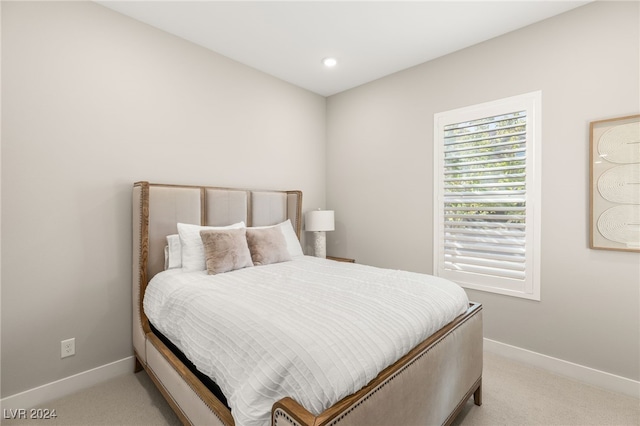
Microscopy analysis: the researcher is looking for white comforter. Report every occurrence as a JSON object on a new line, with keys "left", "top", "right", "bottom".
{"left": 144, "top": 256, "right": 469, "bottom": 426}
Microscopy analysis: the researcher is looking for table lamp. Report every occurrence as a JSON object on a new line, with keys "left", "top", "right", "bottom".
{"left": 305, "top": 209, "right": 335, "bottom": 258}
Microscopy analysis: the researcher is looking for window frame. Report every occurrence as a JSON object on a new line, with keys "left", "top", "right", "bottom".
{"left": 433, "top": 91, "right": 542, "bottom": 300}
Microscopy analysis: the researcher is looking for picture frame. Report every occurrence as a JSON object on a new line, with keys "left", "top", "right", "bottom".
{"left": 590, "top": 114, "right": 640, "bottom": 252}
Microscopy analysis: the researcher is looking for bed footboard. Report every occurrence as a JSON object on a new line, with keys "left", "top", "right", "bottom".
{"left": 273, "top": 303, "right": 483, "bottom": 426}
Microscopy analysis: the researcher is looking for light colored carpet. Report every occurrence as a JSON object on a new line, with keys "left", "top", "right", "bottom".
{"left": 1, "top": 371, "right": 180, "bottom": 426}
{"left": 3, "top": 352, "right": 638, "bottom": 425}
{"left": 451, "top": 352, "right": 639, "bottom": 426}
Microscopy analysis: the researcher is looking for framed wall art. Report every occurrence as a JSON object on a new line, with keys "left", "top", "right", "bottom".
{"left": 590, "top": 114, "right": 640, "bottom": 252}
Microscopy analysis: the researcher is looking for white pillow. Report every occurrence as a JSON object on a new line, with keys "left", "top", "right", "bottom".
{"left": 177, "top": 222, "right": 245, "bottom": 271}
{"left": 164, "top": 234, "right": 182, "bottom": 270}
{"left": 250, "top": 220, "right": 303, "bottom": 258}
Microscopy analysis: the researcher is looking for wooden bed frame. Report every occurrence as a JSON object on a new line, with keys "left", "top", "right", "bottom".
{"left": 133, "top": 181, "right": 483, "bottom": 426}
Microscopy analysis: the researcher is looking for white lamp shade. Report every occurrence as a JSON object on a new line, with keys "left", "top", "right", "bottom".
{"left": 305, "top": 210, "right": 335, "bottom": 232}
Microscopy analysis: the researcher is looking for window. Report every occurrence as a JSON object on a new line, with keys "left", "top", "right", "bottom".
{"left": 433, "top": 92, "right": 541, "bottom": 300}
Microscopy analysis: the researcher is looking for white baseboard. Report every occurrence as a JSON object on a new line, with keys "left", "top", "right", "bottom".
{"left": 484, "top": 338, "right": 640, "bottom": 399}
{"left": 2, "top": 343, "right": 638, "bottom": 412}
{"left": 0, "top": 356, "right": 135, "bottom": 411}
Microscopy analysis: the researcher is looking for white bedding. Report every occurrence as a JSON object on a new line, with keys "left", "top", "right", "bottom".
{"left": 144, "top": 256, "right": 469, "bottom": 426}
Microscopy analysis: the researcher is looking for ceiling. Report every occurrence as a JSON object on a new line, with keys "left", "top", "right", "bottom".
{"left": 97, "top": 1, "right": 591, "bottom": 97}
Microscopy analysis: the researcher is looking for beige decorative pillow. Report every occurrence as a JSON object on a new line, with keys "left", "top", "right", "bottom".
{"left": 178, "top": 222, "right": 245, "bottom": 271}
{"left": 246, "top": 227, "right": 292, "bottom": 266}
{"left": 249, "top": 220, "right": 304, "bottom": 258}
{"left": 200, "top": 228, "right": 253, "bottom": 274}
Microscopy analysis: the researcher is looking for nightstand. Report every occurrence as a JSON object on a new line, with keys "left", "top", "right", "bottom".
{"left": 326, "top": 256, "right": 355, "bottom": 263}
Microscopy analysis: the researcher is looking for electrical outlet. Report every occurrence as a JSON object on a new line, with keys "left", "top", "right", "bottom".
{"left": 61, "top": 338, "right": 75, "bottom": 358}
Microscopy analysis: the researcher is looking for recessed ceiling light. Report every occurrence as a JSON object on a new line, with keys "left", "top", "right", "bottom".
{"left": 322, "top": 57, "right": 337, "bottom": 68}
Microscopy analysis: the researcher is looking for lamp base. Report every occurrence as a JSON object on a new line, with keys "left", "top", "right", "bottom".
{"left": 312, "top": 231, "right": 327, "bottom": 258}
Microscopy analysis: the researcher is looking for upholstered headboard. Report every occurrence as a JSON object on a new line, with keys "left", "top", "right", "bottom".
{"left": 133, "top": 181, "right": 302, "bottom": 283}
{"left": 132, "top": 181, "right": 302, "bottom": 359}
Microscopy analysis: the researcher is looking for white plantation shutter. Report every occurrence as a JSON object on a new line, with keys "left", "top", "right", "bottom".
{"left": 443, "top": 112, "right": 527, "bottom": 279}
{"left": 434, "top": 92, "right": 541, "bottom": 300}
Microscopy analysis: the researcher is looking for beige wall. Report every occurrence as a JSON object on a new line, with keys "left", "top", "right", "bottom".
{"left": 1, "top": 1, "right": 326, "bottom": 397}
{"left": 327, "top": 1, "right": 639, "bottom": 381}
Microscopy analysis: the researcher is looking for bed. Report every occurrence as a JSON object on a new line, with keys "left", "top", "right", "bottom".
{"left": 132, "top": 181, "right": 483, "bottom": 426}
